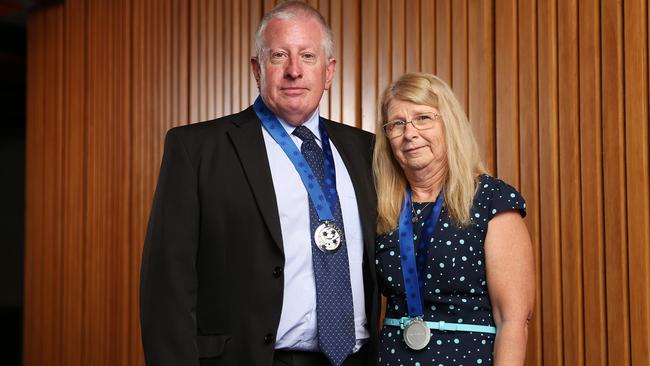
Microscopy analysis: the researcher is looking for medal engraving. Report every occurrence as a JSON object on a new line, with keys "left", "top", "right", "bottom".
{"left": 314, "top": 222, "right": 343, "bottom": 252}
{"left": 403, "top": 318, "right": 431, "bottom": 350}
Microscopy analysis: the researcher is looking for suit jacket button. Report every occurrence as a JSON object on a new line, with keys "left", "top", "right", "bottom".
{"left": 264, "top": 333, "right": 275, "bottom": 344}
{"left": 273, "top": 266, "right": 283, "bottom": 278}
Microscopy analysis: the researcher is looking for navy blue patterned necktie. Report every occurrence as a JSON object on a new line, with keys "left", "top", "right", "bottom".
{"left": 292, "top": 126, "right": 355, "bottom": 366}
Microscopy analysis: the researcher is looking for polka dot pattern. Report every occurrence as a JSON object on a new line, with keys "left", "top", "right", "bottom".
{"left": 376, "top": 175, "right": 526, "bottom": 365}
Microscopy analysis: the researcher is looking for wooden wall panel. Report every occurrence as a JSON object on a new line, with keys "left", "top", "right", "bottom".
{"left": 420, "top": 0, "right": 435, "bottom": 74}
{"left": 23, "top": 1, "right": 650, "bottom": 365}
{"left": 625, "top": 0, "right": 650, "bottom": 364}
{"left": 495, "top": 0, "right": 519, "bottom": 182}
{"left": 557, "top": 1, "right": 583, "bottom": 365}
{"left": 578, "top": 1, "right": 607, "bottom": 364}
{"left": 61, "top": 1, "right": 86, "bottom": 365}
{"left": 468, "top": 0, "right": 495, "bottom": 172}
{"left": 451, "top": 0, "right": 468, "bottom": 109}
{"left": 601, "top": 2, "right": 630, "bottom": 364}
{"left": 537, "top": 0, "right": 564, "bottom": 365}
{"left": 341, "top": 0, "right": 359, "bottom": 126}
{"left": 360, "top": 0, "right": 377, "bottom": 131}
{"left": 517, "top": 0, "right": 542, "bottom": 363}
{"left": 435, "top": 0, "right": 451, "bottom": 84}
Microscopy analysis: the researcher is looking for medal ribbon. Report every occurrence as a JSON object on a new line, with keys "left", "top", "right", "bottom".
{"left": 253, "top": 96, "right": 339, "bottom": 222}
{"left": 398, "top": 188, "right": 444, "bottom": 318}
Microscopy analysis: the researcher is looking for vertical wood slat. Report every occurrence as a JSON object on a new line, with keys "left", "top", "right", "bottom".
{"left": 420, "top": 0, "right": 436, "bottom": 74}
{"left": 231, "top": 0, "right": 241, "bottom": 112}
{"left": 328, "top": 0, "right": 342, "bottom": 121}
{"left": 495, "top": 0, "right": 518, "bottom": 182}
{"left": 222, "top": 0, "right": 232, "bottom": 116}
{"left": 249, "top": 0, "right": 261, "bottom": 105}
{"left": 625, "top": 0, "right": 650, "bottom": 364}
{"left": 116, "top": 1, "right": 132, "bottom": 364}
{"left": 601, "top": 1, "right": 631, "bottom": 363}
{"left": 537, "top": 1, "right": 564, "bottom": 365}
{"left": 578, "top": 0, "right": 606, "bottom": 364}
{"left": 240, "top": 0, "right": 250, "bottom": 110}
{"left": 451, "top": 0, "right": 468, "bottom": 109}
{"left": 435, "top": 0, "right": 451, "bottom": 85}
{"left": 341, "top": 0, "right": 359, "bottom": 126}
{"left": 557, "top": 1, "right": 583, "bottom": 365}
{"left": 390, "top": 0, "right": 405, "bottom": 80}
{"left": 189, "top": 0, "right": 199, "bottom": 122}
{"left": 404, "top": 0, "right": 420, "bottom": 72}
{"left": 317, "top": 0, "right": 330, "bottom": 118}
{"left": 468, "top": 0, "right": 495, "bottom": 173}
{"left": 22, "top": 1, "right": 650, "bottom": 366}
{"left": 62, "top": 0, "right": 86, "bottom": 365}
{"left": 215, "top": 0, "right": 224, "bottom": 117}
{"left": 360, "top": 0, "right": 377, "bottom": 131}
{"left": 377, "top": 0, "right": 391, "bottom": 99}
{"left": 205, "top": 0, "right": 217, "bottom": 119}
{"left": 130, "top": 0, "right": 145, "bottom": 362}
{"left": 24, "top": 10, "right": 46, "bottom": 366}
{"left": 49, "top": 5, "right": 66, "bottom": 365}
{"left": 517, "top": 0, "right": 542, "bottom": 364}
{"left": 198, "top": 0, "right": 207, "bottom": 120}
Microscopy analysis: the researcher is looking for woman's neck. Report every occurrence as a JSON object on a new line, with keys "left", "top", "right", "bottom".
{"left": 407, "top": 164, "right": 447, "bottom": 202}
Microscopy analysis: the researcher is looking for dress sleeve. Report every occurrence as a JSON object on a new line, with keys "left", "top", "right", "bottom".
{"left": 486, "top": 176, "right": 527, "bottom": 220}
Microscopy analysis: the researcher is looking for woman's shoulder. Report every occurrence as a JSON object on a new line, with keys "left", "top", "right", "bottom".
{"left": 475, "top": 174, "right": 527, "bottom": 219}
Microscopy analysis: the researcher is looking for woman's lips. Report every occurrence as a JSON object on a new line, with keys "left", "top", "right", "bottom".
{"left": 404, "top": 145, "right": 426, "bottom": 153}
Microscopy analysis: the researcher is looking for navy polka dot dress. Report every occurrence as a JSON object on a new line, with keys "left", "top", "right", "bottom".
{"left": 376, "top": 175, "right": 526, "bottom": 366}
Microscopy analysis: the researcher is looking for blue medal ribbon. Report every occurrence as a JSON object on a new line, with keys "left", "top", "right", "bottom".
{"left": 398, "top": 188, "right": 444, "bottom": 318}
{"left": 253, "top": 96, "right": 339, "bottom": 222}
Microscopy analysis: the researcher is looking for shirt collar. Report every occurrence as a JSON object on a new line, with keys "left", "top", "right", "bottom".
{"left": 276, "top": 108, "right": 321, "bottom": 141}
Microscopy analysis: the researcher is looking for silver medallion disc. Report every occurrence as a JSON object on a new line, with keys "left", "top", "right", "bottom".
{"left": 314, "top": 222, "right": 343, "bottom": 252}
{"left": 403, "top": 318, "right": 431, "bottom": 350}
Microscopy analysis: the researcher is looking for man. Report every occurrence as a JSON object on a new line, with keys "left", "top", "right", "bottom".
{"left": 139, "top": 2, "right": 378, "bottom": 365}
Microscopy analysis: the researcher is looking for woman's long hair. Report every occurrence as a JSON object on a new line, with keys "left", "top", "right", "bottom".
{"left": 373, "top": 73, "right": 486, "bottom": 233}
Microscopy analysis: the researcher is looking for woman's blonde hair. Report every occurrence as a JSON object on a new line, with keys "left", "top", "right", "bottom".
{"left": 373, "top": 72, "right": 486, "bottom": 233}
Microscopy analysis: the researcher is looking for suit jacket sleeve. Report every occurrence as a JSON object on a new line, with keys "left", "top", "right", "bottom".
{"left": 140, "top": 127, "right": 200, "bottom": 365}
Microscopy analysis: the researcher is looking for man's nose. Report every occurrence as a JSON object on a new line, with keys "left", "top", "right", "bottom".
{"left": 285, "top": 55, "right": 302, "bottom": 79}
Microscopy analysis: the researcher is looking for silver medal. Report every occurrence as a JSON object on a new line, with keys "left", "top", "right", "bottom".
{"left": 314, "top": 221, "right": 343, "bottom": 252}
{"left": 403, "top": 318, "right": 431, "bottom": 350}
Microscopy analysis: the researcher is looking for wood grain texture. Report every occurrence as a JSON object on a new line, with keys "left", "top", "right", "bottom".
{"left": 495, "top": 0, "right": 519, "bottom": 182}
{"left": 557, "top": 1, "right": 583, "bottom": 365}
{"left": 468, "top": 0, "right": 494, "bottom": 173}
{"left": 600, "top": 1, "right": 631, "bottom": 363}
{"left": 625, "top": 0, "right": 650, "bottom": 364}
{"left": 578, "top": 0, "right": 607, "bottom": 364}
{"left": 517, "top": 0, "right": 542, "bottom": 363}
{"left": 23, "top": 1, "right": 650, "bottom": 365}
{"left": 537, "top": 0, "right": 564, "bottom": 364}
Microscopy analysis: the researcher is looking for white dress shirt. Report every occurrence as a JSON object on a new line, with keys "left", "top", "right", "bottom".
{"left": 261, "top": 109, "right": 369, "bottom": 352}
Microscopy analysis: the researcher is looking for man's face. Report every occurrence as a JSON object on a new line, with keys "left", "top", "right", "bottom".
{"left": 251, "top": 17, "right": 336, "bottom": 126}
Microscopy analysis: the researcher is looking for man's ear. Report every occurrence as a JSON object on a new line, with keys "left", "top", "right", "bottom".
{"left": 324, "top": 58, "right": 336, "bottom": 90}
{"left": 251, "top": 57, "right": 261, "bottom": 87}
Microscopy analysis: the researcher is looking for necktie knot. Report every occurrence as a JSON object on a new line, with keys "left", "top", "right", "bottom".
{"left": 292, "top": 125, "right": 318, "bottom": 142}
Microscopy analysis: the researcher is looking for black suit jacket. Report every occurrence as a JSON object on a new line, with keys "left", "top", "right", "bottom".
{"left": 140, "top": 106, "right": 379, "bottom": 366}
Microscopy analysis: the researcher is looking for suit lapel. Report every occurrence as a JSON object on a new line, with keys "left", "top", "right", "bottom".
{"left": 227, "top": 108, "right": 284, "bottom": 252}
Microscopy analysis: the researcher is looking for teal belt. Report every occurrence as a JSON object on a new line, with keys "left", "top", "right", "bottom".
{"left": 384, "top": 317, "right": 497, "bottom": 334}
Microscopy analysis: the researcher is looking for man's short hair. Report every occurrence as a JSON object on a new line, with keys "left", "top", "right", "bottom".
{"left": 254, "top": 0, "right": 334, "bottom": 60}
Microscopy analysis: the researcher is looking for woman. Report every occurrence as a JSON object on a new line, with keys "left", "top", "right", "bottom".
{"left": 373, "top": 73, "right": 534, "bottom": 365}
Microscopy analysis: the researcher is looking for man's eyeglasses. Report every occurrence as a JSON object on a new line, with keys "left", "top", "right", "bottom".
{"left": 382, "top": 113, "right": 441, "bottom": 139}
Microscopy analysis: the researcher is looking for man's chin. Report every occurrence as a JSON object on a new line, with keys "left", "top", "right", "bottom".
{"left": 276, "top": 103, "right": 318, "bottom": 124}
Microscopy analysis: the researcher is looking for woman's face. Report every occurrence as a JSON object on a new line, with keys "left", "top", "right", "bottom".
{"left": 386, "top": 99, "right": 447, "bottom": 174}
